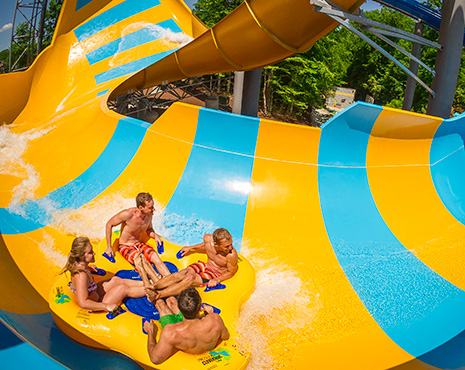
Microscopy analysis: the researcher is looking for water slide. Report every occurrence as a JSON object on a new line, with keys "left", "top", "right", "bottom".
{"left": 1, "top": 0, "right": 465, "bottom": 368}
{"left": 375, "top": 0, "right": 465, "bottom": 44}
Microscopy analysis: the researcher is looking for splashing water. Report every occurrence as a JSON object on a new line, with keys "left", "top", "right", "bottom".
{"left": 237, "top": 242, "right": 321, "bottom": 370}
{"left": 146, "top": 23, "right": 193, "bottom": 45}
{"left": 0, "top": 124, "right": 55, "bottom": 206}
{"left": 108, "top": 22, "right": 193, "bottom": 68}
{"left": 51, "top": 194, "right": 135, "bottom": 242}
{"left": 39, "top": 231, "right": 68, "bottom": 268}
{"left": 51, "top": 193, "right": 215, "bottom": 246}
{"left": 156, "top": 212, "right": 217, "bottom": 246}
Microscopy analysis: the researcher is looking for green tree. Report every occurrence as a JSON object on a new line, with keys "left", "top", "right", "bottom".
{"left": 344, "top": 8, "right": 418, "bottom": 108}
{"left": 263, "top": 42, "right": 341, "bottom": 117}
{"left": 264, "top": 55, "right": 335, "bottom": 116}
{"left": 10, "top": 21, "right": 33, "bottom": 71}
{"left": 42, "top": 0, "right": 63, "bottom": 48}
{"left": 0, "top": 48, "right": 9, "bottom": 72}
{"left": 5, "top": 0, "right": 62, "bottom": 72}
{"left": 193, "top": 0, "right": 243, "bottom": 27}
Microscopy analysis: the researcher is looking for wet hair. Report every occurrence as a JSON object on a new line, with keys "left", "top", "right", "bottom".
{"left": 136, "top": 192, "right": 153, "bottom": 208}
{"left": 178, "top": 287, "right": 202, "bottom": 319}
{"left": 61, "top": 237, "right": 90, "bottom": 276}
{"left": 212, "top": 228, "right": 232, "bottom": 245}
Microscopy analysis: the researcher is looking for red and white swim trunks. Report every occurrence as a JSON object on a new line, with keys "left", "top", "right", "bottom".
{"left": 188, "top": 260, "right": 220, "bottom": 283}
{"left": 118, "top": 242, "right": 156, "bottom": 265}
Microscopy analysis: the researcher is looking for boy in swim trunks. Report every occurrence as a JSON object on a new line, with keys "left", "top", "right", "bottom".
{"left": 143, "top": 287, "right": 229, "bottom": 365}
{"left": 104, "top": 192, "right": 170, "bottom": 277}
{"left": 145, "top": 228, "right": 238, "bottom": 301}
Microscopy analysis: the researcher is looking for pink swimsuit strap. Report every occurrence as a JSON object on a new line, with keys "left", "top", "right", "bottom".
{"left": 71, "top": 263, "right": 98, "bottom": 295}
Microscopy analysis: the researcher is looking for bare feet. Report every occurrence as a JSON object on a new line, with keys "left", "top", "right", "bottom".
{"left": 145, "top": 287, "right": 160, "bottom": 302}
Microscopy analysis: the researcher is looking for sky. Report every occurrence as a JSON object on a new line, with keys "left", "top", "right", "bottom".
{"left": 0, "top": 0, "right": 380, "bottom": 52}
{"left": 0, "top": 0, "right": 16, "bottom": 51}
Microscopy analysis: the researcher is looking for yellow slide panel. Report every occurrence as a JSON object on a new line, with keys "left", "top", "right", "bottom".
{"left": 243, "top": 119, "right": 415, "bottom": 369}
{"left": 367, "top": 109, "right": 465, "bottom": 290}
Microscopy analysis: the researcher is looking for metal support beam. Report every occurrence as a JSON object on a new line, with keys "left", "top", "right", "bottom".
{"left": 9, "top": 0, "right": 48, "bottom": 72}
{"left": 312, "top": 0, "right": 441, "bottom": 49}
{"left": 365, "top": 25, "right": 434, "bottom": 76}
{"left": 403, "top": 21, "right": 424, "bottom": 111}
{"left": 311, "top": 0, "right": 440, "bottom": 98}
{"left": 427, "top": 0, "right": 465, "bottom": 118}
{"left": 232, "top": 69, "right": 262, "bottom": 117}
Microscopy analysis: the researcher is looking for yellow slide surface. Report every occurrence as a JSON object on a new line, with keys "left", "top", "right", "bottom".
{"left": 1, "top": 0, "right": 465, "bottom": 369}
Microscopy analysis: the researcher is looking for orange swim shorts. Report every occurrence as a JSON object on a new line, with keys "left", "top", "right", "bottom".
{"left": 187, "top": 260, "right": 220, "bottom": 283}
{"left": 118, "top": 242, "right": 156, "bottom": 265}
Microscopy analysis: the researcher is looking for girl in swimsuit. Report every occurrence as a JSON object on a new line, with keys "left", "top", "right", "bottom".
{"left": 61, "top": 236, "right": 147, "bottom": 312}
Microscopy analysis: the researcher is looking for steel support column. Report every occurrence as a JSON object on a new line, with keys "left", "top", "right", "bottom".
{"left": 427, "top": 0, "right": 465, "bottom": 118}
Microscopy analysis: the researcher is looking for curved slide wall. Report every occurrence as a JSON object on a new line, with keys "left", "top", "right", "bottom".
{"left": 2, "top": 0, "right": 465, "bottom": 369}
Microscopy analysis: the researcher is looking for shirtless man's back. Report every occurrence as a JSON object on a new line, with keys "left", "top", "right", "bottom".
{"left": 104, "top": 192, "right": 170, "bottom": 276}
{"left": 144, "top": 288, "right": 229, "bottom": 364}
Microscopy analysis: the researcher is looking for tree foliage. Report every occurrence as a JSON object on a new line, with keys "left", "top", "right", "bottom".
{"left": 192, "top": 0, "right": 465, "bottom": 117}
{"left": 0, "top": 0, "right": 62, "bottom": 72}
{"left": 193, "top": 0, "right": 243, "bottom": 27}
{"left": 4, "top": 0, "right": 463, "bottom": 117}
{"left": 43, "top": 0, "right": 63, "bottom": 48}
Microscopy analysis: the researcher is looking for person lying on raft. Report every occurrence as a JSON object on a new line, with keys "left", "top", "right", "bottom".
{"left": 143, "top": 287, "right": 230, "bottom": 365}
{"left": 145, "top": 228, "right": 238, "bottom": 302}
{"left": 104, "top": 192, "right": 170, "bottom": 277}
{"left": 61, "top": 236, "right": 148, "bottom": 312}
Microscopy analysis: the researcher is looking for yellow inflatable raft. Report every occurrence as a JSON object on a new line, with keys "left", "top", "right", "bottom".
{"left": 49, "top": 234, "right": 255, "bottom": 369}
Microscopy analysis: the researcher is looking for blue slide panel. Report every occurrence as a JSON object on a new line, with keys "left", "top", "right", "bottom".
{"left": 418, "top": 328, "right": 465, "bottom": 369}
{"left": 86, "top": 19, "right": 181, "bottom": 65}
{"left": 74, "top": 0, "right": 161, "bottom": 42}
{"left": 97, "top": 88, "right": 110, "bottom": 96}
{"left": 318, "top": 102, "right": 465, "bottom": 365}
{"left": 0, "top": 117, "right": 150, "bottom": 235}
{"left": 430, "top": 116, "right": 465, "bottom": 225}
{"left": 94, "top": 49, "right": 178, "bottom": 85}
{"left": 76, "top": 0, "right": 94, "bottom": 11}
{"left": 378, "top": 0, "right": 441, "bottom": 29}
{"left": 164, "top": 109, "right": 260, "bottom": 250}
{"left": 0, "top": 311, "right": 143, "bottom": 369}
{"left": 0, "top": 320, "right": 66, "bottom": 370}
{"left": 377, "top": 0, "right": 465, "bottom": 45}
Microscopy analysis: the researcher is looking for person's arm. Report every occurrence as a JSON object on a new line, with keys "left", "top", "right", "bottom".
{"left": 104, "top": 210, "right": 131, "bottom": 256}
{"left": 147, "top": 224, "right": 162, "bottom": 246}
{"left": 145, "top": 321, "right": 178, "bottom": 365}
{"left": 219, "top": 317, "right": 230, "bottom": 341}
{"left": 208, "top": 313, "right": 230, "bottom": 341}
{"left": 207, "top": 252, "right": 239, "bottom": 287}
{"left": 73, "top": 273, "right": 117, "bottom": 312}
{"left": 178, "top": 234, "right": 212, "bottom": 258}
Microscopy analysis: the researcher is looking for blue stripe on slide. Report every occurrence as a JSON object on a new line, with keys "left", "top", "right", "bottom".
{"left": 318, "top": 102, "right": 465, "bottom": 359}
{"left": 430, "top": 116, "right": 465, "bottom": 226}
{"left": 86, "top": 19, "right": 181, "bottom": 65}
{"left": 0, "top": 311, "right": 144, "bottom": 369}
{"left": 74, "top": 0, "right": 161, "bottom": 42}
{"left": 94, "top": 49, "right": 177, "bottom": 85}
{"left": 164, "top": 109, "right": 260, "bottom": 251}
{"left": 0, "top": 118, "right": 150, "bottom": 235}
{"left": 418, "top": 328, "right": 465, "bottom": 369}
{"left": 75, "top": 0, "right": 94, "bottom": 11}
{"left": 97, "top": 89, "right": 110, "bottom": 96}
{"left": 0, "top": 320, "right": 66, "bottom": 370}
